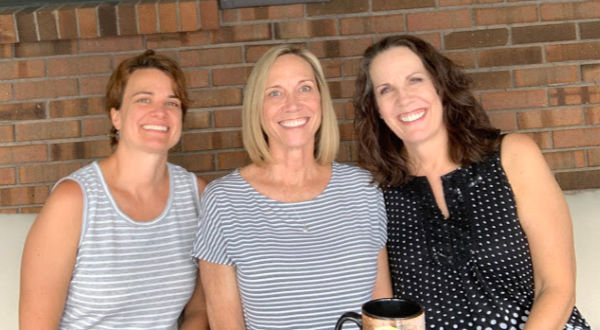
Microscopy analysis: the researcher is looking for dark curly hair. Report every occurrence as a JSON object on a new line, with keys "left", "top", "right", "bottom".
{"left": 354, "top": 35, "right": 501, "bottom": 187}
{"left": 105, "top": 50, "right": 189, "bottom": 147}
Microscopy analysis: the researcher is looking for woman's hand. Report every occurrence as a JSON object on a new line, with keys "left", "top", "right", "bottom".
{"left": 199, "top": 260, "right": 245, "bottom": 329}
{"left": 19, "top": 180, "right": 82, "bottom": 330}
{"left": 502, "top": 133, "right": 576, "bottom": 329}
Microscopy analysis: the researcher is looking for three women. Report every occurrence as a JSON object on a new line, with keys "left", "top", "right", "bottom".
{"left": 21, "top": 36, "right": 589, "bottom": 330}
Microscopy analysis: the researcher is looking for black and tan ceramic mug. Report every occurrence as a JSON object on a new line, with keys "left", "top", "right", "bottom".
{"left": 334, "top": 298, "right": 425, "bottom": 330}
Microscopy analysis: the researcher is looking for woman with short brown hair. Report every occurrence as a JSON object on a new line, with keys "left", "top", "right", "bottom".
{"left": 20, "top": 50, "right": 208, "bottom": 329}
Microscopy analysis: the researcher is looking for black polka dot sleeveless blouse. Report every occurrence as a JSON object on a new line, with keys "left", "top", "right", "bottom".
{"left": 385, "top": 150, "right": 590, "bottom": 329}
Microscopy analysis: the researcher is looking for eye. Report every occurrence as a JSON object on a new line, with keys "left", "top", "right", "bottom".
{"left": 166, "top": 100, "right": 181, "bottom": 108}
{"left": 409, "top": 76, "right": 424, "bottom": 83}
{"left": 137, "top": 97, "right": 151, "bottom": 103}
{"left": 378, "top": 86, "right": 390, "bottom": 95}
{"left": 267, "top": 90, "right": 281, "bottom": 97}
{"left": 299, "top": 85, "right": 312, "bottom": 92}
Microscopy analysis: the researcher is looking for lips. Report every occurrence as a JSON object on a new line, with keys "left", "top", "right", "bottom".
{"left": 279, "top": 117, "right": 308, "bottom": 128}
{"left": 399, "top": 109, "right": 425, "bottom": 123}
{"left": 142, "top": 124, "right": 168, "bottom": 132}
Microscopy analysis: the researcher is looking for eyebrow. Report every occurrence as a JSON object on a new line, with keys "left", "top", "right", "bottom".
{"left": 265, "top": 78, "right": 316, "bottom": 89}
{"left": 373, "top": 71, "right": 425, "bottom": 88}
{"left": 131, "top": 91, "right": 180, "bottom": 99}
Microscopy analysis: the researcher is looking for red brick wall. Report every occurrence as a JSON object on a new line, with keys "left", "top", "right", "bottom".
{"left": 1, "top": 0, "right": 599, "bottom": 213}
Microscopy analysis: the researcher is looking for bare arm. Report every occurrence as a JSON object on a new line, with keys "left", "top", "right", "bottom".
{"left": 179, "top": 269, "right": 209, "bottom": 330}
{"left": 502, "top": 134, "right": 576, "bottom": 329}
{"left": 19, "top": 180, "right": 83, "bottom": 330}
{"left": 179, "top": 176, "right": 210, "bottom": 329}
{"left": 372, "top": 247, "right": 393, "bottom": 299}
{"left": 199, "top": 260, "right": 245, "bottom": 329}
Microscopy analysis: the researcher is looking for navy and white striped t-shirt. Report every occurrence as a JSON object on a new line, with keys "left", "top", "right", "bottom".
{"left": 193, "top": 162, "right": 387, "bottom": 329}
{"left": 58, "top": 162, "right": 201, "bottom": 330}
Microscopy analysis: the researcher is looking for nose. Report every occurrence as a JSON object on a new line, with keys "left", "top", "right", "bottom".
{"left": 395, "top": 86, "right": 412, "bottom": 107}
{"left": 153, "top": 102, "right": 169, "bottom": 117}
{"left": 284, "top": 93, "right": 300, "bottom": 112}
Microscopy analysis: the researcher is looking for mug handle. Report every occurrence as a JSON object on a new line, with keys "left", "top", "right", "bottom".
{"left": 335, "top": 311, "right": 362, "bottom": 330}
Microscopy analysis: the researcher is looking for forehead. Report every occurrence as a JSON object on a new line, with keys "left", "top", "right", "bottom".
{"left": 266, "top": 54, "right": 315, "bottom": 83}
{"left": 124, "top": 68, "right": 175, "bottom": 94}
{"left": 370, "top": 46, "right": 426, "bottom": 76}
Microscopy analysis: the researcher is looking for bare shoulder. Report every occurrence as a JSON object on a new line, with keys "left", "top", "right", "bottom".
{"left": 44, "top": 180, "right": 83, "bottom": 214}
{"left": 33, "top": 179, "right": 83, "bottom": 232}
{"left": 500, "top": 133, "right": 561, "bottom": 216}
{"left": 50, "top": 179, "right": 83, "bottom": 202}
{"left": 501, "top": 133, "right": 541, "bottom": 158}
{"left": 500, "top": 133, "right": 546, "bottom": 175}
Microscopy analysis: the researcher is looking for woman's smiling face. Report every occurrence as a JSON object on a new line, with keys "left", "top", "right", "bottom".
{"left": 370, "top": 46, "right": 446, "bottom": 148}
{"left": 111, "top": 68, "right": 183, "bottom": 154}
{"left": 261, "top": 54, "right": 322, "bottom": 154}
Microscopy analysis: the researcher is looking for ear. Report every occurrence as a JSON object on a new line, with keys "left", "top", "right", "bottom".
{"left": 110, "top": 107, "right": 122, "bottom": 131}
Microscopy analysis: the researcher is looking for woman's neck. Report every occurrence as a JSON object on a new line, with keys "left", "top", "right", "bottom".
{"left": 100, "top": 146, "right": 169, "bottom": 192}
{"left": 404, "top": 131, "right": 457, "bottom": 178}
{"left": 240, "top": 146, "right": 332, "bottom": 203}
{"left": 265, "top": 146, "right": 323, "bottom": 186}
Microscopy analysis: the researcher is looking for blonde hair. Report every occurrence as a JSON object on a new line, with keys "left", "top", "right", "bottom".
{"left": 242, "top": 45, "right": 339, "bottom": 165}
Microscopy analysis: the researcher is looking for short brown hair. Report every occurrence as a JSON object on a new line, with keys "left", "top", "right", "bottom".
{"left": 354, "top": 35, "right": 500, "bottom": 187}
{"left": 242, "top": 45, "right": 339, "bottom": 165}
{"left": 105, "top": 50, "right": 189, "bottom": 146}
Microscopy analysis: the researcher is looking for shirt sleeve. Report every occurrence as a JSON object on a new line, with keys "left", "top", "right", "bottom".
{"left": 191, "top": 183, "right": 234, "bottom": 266}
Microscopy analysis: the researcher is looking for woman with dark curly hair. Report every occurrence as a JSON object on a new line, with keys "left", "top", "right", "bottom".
{"left": 354, "top": 35, "right": 590, "bottom": 329}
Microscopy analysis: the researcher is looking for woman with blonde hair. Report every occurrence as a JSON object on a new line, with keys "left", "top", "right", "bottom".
{"left": 193, "top": 45, "right": 392, "bottom": 329}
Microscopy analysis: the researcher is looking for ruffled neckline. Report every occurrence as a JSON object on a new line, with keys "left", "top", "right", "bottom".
{"left": 400, "top": 151, "right": 501, "bottom": 269}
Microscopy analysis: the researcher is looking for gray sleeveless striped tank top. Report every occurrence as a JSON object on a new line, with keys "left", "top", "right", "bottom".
{"left": 58, "top": 162, "right": 200, "bottom": 329}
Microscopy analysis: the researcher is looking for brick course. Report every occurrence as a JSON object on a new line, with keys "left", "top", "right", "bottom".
{"left": 588, "top": 148, "right": 600, "bottom": 166}
{"left": 513, "top": 66, "right": 578, "bottom": 88}
{"left": 407, "top": 10, "right": 471, "bottom": 31}
{"left": 0, "top": 0, "right": 599, "bottom": 211}
{"left": 512, "top": 23, "right": 576, "bottom": 44}
{"left": 183, "top": 111, "right": 212, "bottom": 130}
{"left": 543, "top": 150, "right": 586, "bottom": 170}
{"left": 517, "top": 108, "right": 584, "bottom": 129}
{"left": 445, "top": 29, "right": 508, "bottom": 50}
{"left": 586, "top": 106, "right": 600, "bottom": 125}
{"left": 474, "top": 6, "right": 537, "bottom": 25}
{"left": 18, "top": 162, "right": 83, "bottom": 184}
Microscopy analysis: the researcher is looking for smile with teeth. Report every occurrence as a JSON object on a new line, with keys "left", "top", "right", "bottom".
{"left": 400, "top": 109, "right": 426, "bottom": 123}
{"left": 142, "top": 124, "right": 168, "bottom": 132}
{"left": 279, "top": 118, "right": 308, "bottom": 128}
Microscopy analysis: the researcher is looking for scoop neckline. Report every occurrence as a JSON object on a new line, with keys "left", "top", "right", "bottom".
{"left": 92, "top": 161, "right": 173, "bottom": 225}
{"left": 233, "top": 162, "right": 338, "bottom": 206}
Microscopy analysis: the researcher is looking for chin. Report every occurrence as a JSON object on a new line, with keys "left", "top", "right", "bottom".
{"left": 143, "top": 141, "right": 176, "bottom": 153}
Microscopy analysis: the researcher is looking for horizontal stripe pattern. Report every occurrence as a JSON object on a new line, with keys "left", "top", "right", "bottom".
{"left": 193, "top": 162, "right": 387, "bottom": 329}
{"left": 59, "top": 162, "right": 200, "bottom": 330}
